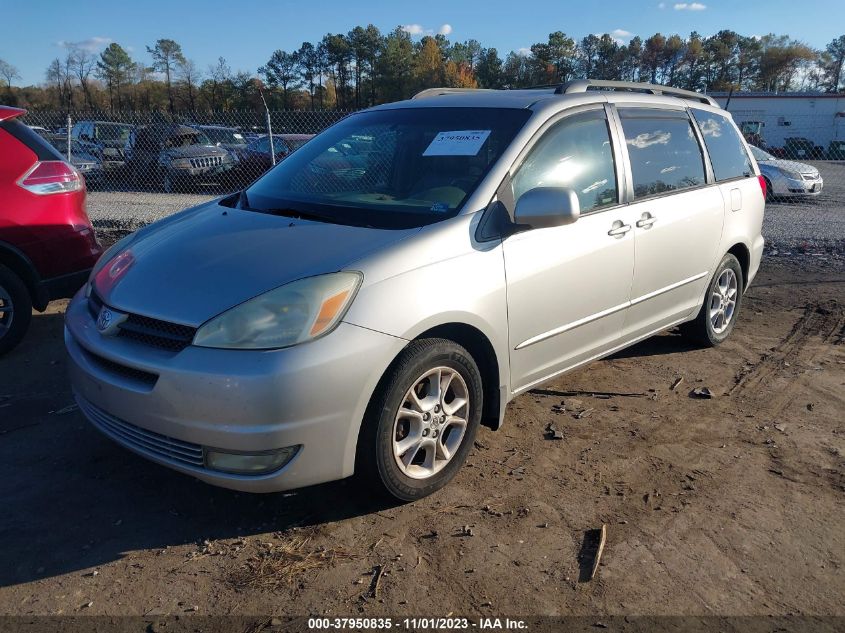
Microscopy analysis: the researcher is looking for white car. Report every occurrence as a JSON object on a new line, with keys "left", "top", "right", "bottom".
{"left": 750, "top": 145, "right": 823, "bottom": 200}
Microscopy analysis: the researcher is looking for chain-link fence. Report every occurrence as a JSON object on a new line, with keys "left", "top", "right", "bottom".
{"left": 15, "top": 108, "right": 845, "bottom": 255}
{"left": 20, "top": 110, "right": 352, "bottom": 195}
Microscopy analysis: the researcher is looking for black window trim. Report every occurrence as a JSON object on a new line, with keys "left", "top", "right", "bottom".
{"left": 610, "top": 102, "right": 713, "bottom": 203}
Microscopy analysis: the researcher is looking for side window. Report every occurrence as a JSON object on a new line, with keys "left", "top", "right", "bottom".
{"left": 618, "top": 108, "right": 705, "bottom": 199}
{"left": 512, "top": 109, "right": 618, "bottom": 213}
{"left": 691, "top": 109, "right": 754, "bottom": 181}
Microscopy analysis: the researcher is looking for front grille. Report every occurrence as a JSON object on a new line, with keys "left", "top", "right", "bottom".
{"left": 189, "top": 156, "right": 223, "bottom": 168}
{"left": 89, "top": 292, "right": 196, "bottom": 352}
{"left": 118, "top": 314, "right": 196, "bottom": 351}
{"left": 81, "top": 346, "right": 159, "bottom": 388}
{"left": 77, "top": 395, "right": 205, "bottom": 468}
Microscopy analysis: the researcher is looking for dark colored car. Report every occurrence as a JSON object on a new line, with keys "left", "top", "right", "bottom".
{"left": 234, "top": 133, "right": 313, "bottom": 185}
{"left": 195, "top": 125, "right": 248, "bottom": 153}
{"left": 0, "top": 106, "right": 103, "bottom": 355}
{"left": 71, "top": 120, "right": 134, "bottom": 173}
{"left": 126, "top": 124, "right": 237, "bottom": 193}
{"left": 47, "top": 136, "right": 105, "bottom": 189}
{"left": 783, "top": 137, "right": 822, "bottom": 160}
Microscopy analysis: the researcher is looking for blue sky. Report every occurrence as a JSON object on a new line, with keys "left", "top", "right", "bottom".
{"left": 1, "top": 0, "right": 842, "bottom": 86}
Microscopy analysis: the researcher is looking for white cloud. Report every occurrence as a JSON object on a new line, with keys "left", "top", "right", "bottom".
{"left": 674, "top": 2, "right": 706, "bottom": 9}
{"left": 56, "top": 36, "right": 112, "bottom": 52}
{"left": 402, "top": 23, "right": 453, "bottom": 37}
{"left": 516, "top": 47, "right": 532, "bottom": 57}
{"left": 611, "top": 29, "right": 633, "bottom": 38}
{"left": 401, "top": 24, "right": 426, "bottom": 36}
{"left": 658, "top": 2, "right": 666, "bottom": 7}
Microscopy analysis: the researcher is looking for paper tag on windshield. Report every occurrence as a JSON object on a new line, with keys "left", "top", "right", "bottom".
{"left": 423, "top": 130, "right": 491, "bottom": 156}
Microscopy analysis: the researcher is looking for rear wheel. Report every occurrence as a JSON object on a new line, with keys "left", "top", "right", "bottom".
{"left": 0, "top": 265, "right": 33, "bottom": 356}
{"left": 681, "top": 253, "right": 743, "bottom": 347}
{"left": 357, "top": 338, "right": 483, "bottom": 501}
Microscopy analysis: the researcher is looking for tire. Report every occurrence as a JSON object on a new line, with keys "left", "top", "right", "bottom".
{"left": 764, "top": 176, "right": 774, "bottom": 202}
{"left": 681, "top": 253, "right": 744, "bottom": 347}
{"left": 357, "top": 338, "right": 483, "bottom": 502}
{"left": 0, "top": 264, "right": 33, "bottom": 356}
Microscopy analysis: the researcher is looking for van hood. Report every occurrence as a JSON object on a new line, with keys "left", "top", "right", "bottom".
{"left": 97, "top": 201, "right": 418, "bottom": 326}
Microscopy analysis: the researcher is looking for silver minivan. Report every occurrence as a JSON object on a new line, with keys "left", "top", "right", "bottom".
{"left": 65, "top": 81, "right": 765, "bottom": 501}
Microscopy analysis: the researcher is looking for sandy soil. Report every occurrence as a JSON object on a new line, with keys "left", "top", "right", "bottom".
{"left": 0, "top": 256, "right": 842, "bottom": 623}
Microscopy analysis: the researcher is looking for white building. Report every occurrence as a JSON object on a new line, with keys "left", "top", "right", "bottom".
{"left": 711, "top": 92, "right": 845, "bottom": 151}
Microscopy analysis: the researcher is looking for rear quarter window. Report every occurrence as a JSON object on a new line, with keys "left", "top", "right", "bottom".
{"left": 691, "top": 109, "right": 755, "bottom": 182}
{"left": 618, "top": 108, "right": 706, "bottom": 199}
{"left": 1, "top": 119, "right": 64, "bottom": 161}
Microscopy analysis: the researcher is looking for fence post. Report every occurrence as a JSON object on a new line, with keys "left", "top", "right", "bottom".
{"left": 66, "top": 114, "right": 72, "bottom": 162}
{"left": 257, "top": 87, "right": 275, "bottom": 166}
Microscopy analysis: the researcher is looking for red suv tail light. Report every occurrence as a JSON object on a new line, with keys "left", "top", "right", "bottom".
{"left": 17, "top": 160, "right": 83, "bottom": 195}
{"left": 758, "top": 175, "right": 767, "bottom": 200}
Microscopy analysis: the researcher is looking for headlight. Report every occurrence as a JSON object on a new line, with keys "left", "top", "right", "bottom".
{"left": 193, "top": 272, "right": 363, "bottom": 350}
{"left": 171, "top": 158, "right": 192, "bottom": 169}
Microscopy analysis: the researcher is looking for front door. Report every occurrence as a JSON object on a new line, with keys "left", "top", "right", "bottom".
{"left": 503, "top": 108, "right": 637, "bottom": 393}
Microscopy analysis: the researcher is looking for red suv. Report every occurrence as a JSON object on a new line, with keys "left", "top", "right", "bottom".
{"left": 0, "top": 106, "right": 103, "bottom": 355}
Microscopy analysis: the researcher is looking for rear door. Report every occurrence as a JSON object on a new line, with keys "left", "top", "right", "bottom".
{"left": 503, "top": 106, "right": 639, "bottom": 393}
{"left": 613, "top": 106, "right": 724, "bottom": 340}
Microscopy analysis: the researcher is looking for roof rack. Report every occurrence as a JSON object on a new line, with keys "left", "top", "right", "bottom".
{"left": 412, "top": 88, "right": 492, "bottom": 99}
{"left": 556, "top": 79, "right": 718, "bottom": 107}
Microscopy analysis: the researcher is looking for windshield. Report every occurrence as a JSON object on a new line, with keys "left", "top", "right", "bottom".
{"left": 97, "top": 124, "right": 132, "bottom": 142}
{"left": 165, "top": 131, "right": 212, "bottom": 148}
{"left": 203, "top": 127, "right": 245, "bottom": 145}
{"left": 245, "top": 107, "right": 531, "bottom": 228}
{"left": 749, "top": 145, "right": 774, "bottom": 161}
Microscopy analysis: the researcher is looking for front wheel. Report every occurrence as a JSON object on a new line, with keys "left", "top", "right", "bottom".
{"left": 357, "top": 338, "right": 483, "bottom": 501}
{"left": 0, "top": 264, "right": 33, "bottom": 356}
{"left": 681, "top": 253, "right": 744, "bottom": 347}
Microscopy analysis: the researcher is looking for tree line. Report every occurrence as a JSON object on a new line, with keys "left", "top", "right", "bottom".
{"left": 2, "top": 28, "right": 845, "bottom": 112}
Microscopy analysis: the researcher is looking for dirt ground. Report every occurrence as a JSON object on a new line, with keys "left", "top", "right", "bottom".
{"left": 0, "top": 255, "right": 843, "bottom": 623}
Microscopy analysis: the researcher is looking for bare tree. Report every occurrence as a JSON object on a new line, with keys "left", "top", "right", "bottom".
{"left": 178, "top": 58, "right": 201, "bottom": 110}
{"left": 68, "top": 45, "right": 98, "bottom": 109}
{"left": 0, "top": 58, "right": 21, "bottom": 92}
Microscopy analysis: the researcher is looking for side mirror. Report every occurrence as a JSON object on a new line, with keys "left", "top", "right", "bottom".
{"left": 513, "top": 187, "right": 580, "bottom": 230}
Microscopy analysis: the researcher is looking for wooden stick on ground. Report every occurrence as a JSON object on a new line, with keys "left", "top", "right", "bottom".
{"left": 591, "top": 524, "right": 608, "bottom": 581}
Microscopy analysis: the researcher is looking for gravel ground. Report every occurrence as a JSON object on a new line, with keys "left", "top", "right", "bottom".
{"left": 1, "top": 257, "right": 843, "bottom": 623}
{"left": 85, "top": 162, "right": 845, "bottom": 252}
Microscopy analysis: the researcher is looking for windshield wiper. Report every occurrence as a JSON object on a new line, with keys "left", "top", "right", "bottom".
{"left": 261, "top": 207, "right": 337, "bottom": 223}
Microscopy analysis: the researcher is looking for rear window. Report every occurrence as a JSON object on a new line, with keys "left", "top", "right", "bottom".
{"left": 618, "top": 108, "right": 705, "bottom": 199}
{"left": 691, "top": 109, "right": 754, "bottom": 181}
{"left": 1, "top": 119, "right": 64, "bottom": 161}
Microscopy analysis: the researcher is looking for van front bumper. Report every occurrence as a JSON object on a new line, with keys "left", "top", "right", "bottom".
{"left": 64, "top": 289, "right": 406, "bottom": 492}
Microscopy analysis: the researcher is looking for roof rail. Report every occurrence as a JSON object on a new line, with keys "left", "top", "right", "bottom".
{"left": 412, "top": 88, "right": 492, "bottom": 100}
{"left": 556, "top": 79, "right": 718, "bottom": 107}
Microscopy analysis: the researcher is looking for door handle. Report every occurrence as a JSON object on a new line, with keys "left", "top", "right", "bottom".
{"left": 608, "top": 221, "right": 632, "bottom": 237}
{"left": 636, "top": 213, "right": 658, "bottom": 229}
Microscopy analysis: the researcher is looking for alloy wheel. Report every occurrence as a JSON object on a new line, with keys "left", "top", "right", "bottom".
{"left": 392, "top": 366, "right": 469, "bottom": 480}
{"left": 709, "top": 268, "right": 738, "bottom": 334}
{"left": 0, "top": 286, "right": 14, "bottom": 338}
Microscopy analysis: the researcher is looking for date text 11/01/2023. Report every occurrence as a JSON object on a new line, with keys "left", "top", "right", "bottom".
{"left": 307, "top": 617, "right": 528, "bottom": 630}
